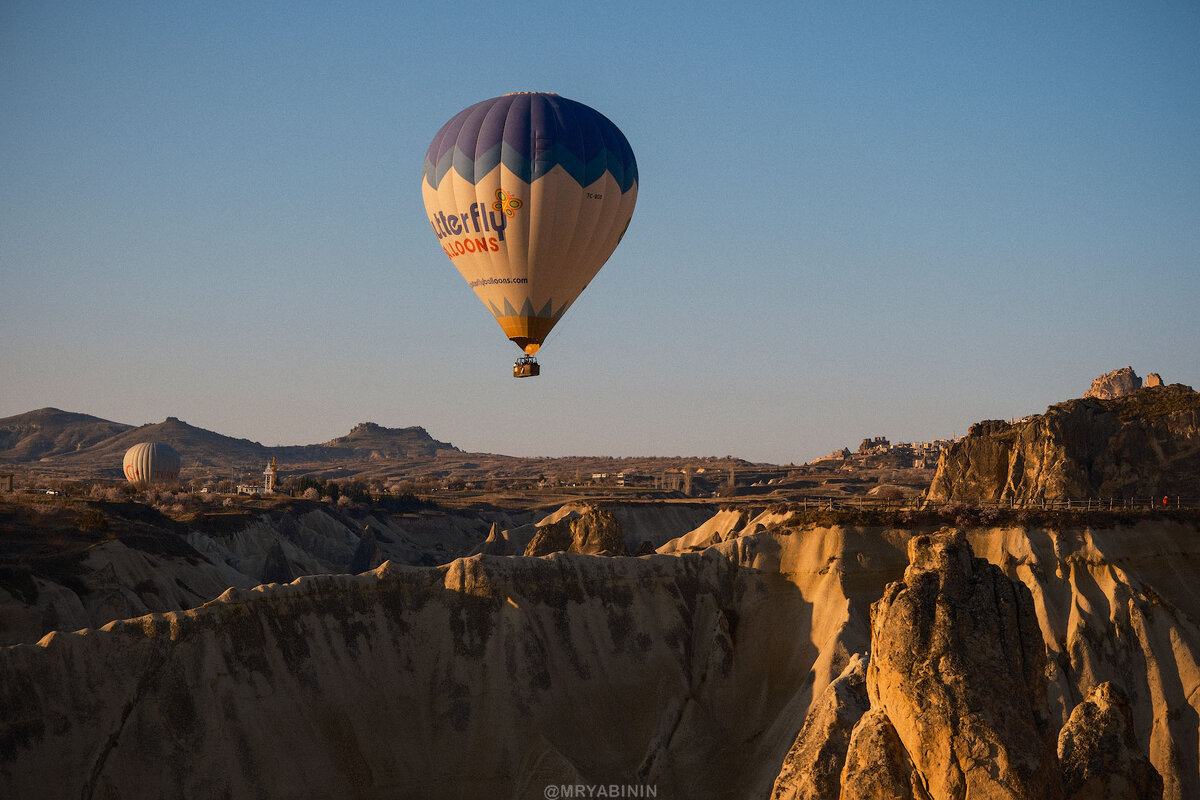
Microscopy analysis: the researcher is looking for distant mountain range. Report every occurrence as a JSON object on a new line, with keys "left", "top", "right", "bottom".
{"left": 0, "top": 408, "right": 459, "bottom": 479}
{"left": 0, "top": 407, "right": 778, "bottom": 493}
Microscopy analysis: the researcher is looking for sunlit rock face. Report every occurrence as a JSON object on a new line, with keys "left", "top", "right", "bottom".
{"left": 839, "top": 708, "right": 923, "bottom": 800}
{"left": 1084, "top": 366, "right": 1145, "bottom": 400}
{"left": 864, "top": 528, "right": 1064, "bottom": 800}
{"left": 926, "top": 384, "right": 1200, "bottom": 502}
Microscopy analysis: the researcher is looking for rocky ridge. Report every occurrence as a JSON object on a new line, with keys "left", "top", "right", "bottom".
{"left": 319, "top": 421, "right": 460, "bottom": 458}
{"left": 925, "top": 383, "right": 1200, "bottom": 503}
{"left": 0, "top": 498, "right": 716, "bottom": 647}
{"left": 0, "top": 410, "right": 464, "bottom": 478}
{"left": 0, "top": 408, "right": 767, "bottom": 496}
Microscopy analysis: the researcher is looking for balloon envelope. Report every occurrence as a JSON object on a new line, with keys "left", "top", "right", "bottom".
{"left": 421, "top": 92, "right": 638, "bottom": 355}
{"left": 122, "top": 442, "right": 181, "bottom": 485}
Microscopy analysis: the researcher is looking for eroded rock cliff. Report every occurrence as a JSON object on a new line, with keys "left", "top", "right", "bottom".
{"left": 0, "top": 501, "right": 512, "bottom": 646}
{"left": 767, "top": 525, "right": 1184, "bottom": 800}
{"left": 926, "top": 384, "right": 1200, "bottom": 503}
{"left": 0, "top": 551, "right": 803, "bottom": 799}
{"left": 2, "top": 512, "right": 1198, "bottom": 799}
{"left": 0, "top": 499, "right": 713, "bottom": 647}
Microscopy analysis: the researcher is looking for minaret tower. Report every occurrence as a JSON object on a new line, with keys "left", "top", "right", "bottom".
{"left": 263, "top": 456, "right": 278, "bottom": 495}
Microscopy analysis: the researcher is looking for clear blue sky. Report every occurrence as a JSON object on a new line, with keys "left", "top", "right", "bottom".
{"left": 3, "top": 1, "right": 1197, "bottom": 464}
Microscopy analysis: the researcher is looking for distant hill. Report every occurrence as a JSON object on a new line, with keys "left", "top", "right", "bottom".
{"left": 0, "top": 408, "right": 133, "bottom": 462}
{"left": 926, "top": 383, "right": 1200, "bottom": 503}
{"left": 319, "top": 422, "right": 460, "bottom": 459}
{"left": 52, "top": 416, "right": 273, "bottom": 472}
{"left": 0, "top": 407, "right": 780, "bottom": 493}
{"left": 0, "top": 410, "right": 459, "bottom": 479}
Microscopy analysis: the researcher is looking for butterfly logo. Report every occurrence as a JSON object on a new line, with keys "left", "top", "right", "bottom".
{"left": 494, "top": 188, "right": 523, "bottom": 217}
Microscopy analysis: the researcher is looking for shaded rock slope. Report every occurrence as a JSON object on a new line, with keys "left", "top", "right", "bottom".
{"left": 926, "top": 383, "right": 1200, "bottom": 503}
{"left": 0, "top": 408, "right": 132, "bottom": 462}
{"left": 0, "top": 500, "right": 517, "bottom": 647}
{"left": 0, "top": 499, "right": 712, "bottom": 647}
{"left": 2, "top": 512, "right": 1199, "bottom": 799}
{"left": 1058, "top": 681, "right": 1162, "bottom": 800}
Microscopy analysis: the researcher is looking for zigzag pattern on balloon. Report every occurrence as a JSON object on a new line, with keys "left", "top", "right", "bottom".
{"left": 422, "top": 93, "right": 638, "bottom": 193}
{"left": 485, "top": 297, "right": 568, "bottom": 320}
{"left": 424, "top": 141, "right": 635, "bottom": 193}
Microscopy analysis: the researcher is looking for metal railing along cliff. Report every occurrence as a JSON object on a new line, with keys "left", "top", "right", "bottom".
{"left": 790, "top": 496, "right": 1200, "bottom": 512}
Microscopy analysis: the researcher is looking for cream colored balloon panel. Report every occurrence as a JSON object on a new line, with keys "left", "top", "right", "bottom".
{"left": 533, "top": 169, "right": 635, "bottom": 321}
{"left": 525, "top": 165, "right": 594, "bottom": 316}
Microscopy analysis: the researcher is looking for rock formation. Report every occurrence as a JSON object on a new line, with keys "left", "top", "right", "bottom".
{"left": 0, "top": 551, "right": 787, "bottom": 799}
{"left": 771, "top": 526, "right": 1174, "bottom": 800}
{"left": 320, "top": 421, "right": 460, "bottom": 458}
{"left": 926, "top": 383, "right": 1200, "bottom": 503}
{"left": 0, "top": 408, "right": 132, "bottom": 461}
{"left": 839, "top": 709, "right": 925, "bottom": 800}
{"left": 862, "top": 528, "right": 1063, "bottom": 799}
{"left": 1083, "top": 367, "right": 1165, "bottom": 399}
{"left": 1084, "top": 366, "right": 1144, "bottom": 399}
{"left": 1058, "top": 682, "right": 1163, "bottom": 800}
{"left": 480, "top": 502, "right": 715, "bottom": 558}
{"left": 771, "top": 654, "right": 871, "bottom": 800}
{"left": 524, "top": 504, "right": 628, "bottom": 556}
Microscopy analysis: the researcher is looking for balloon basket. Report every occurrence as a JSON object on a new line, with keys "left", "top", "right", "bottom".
{"left": 513, "top": 356, "right": 540, "bottom": 378}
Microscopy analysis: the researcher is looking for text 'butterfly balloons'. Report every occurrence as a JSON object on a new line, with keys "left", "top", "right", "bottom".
{"left": 421, "top": 92, "right": 638, "bottom": 377}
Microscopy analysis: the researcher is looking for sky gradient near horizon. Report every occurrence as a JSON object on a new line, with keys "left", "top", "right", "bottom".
{"left": 3, "top": 2, "right": 1198, "bottom": 464}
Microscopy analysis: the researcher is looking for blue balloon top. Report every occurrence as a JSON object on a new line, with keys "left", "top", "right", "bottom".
{"left": 422, "top": 93, "right": 638, "bottom": 194}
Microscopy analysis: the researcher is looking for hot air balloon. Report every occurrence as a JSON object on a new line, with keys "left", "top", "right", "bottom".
{"left": 122, "top": 442, "right": 181, "bottom": 486}
{"left": 421, "top": 92, "right": 638, "bottom": 377}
